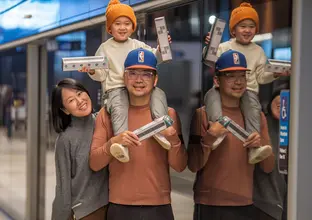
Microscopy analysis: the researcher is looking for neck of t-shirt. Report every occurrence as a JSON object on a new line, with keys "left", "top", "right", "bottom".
{"left": 222, "top": 104, "right": 240, "bottom": 111}
{"left": 129, "top": 95, "right": 151, "bottom": 108}
{"left": 232, "top": 38, "right": 256, "bottom": 50}
{"left": 220, "top": 94, "right": 240, "bottom": 108}
{"left": 112, "top": 37, "right": 130, "bottom": 45}
{"left": 129, "top": 103, "right": 150, "bottom": 110}
{"left": 221, "top": 104, "right": 242, "bottom": 117}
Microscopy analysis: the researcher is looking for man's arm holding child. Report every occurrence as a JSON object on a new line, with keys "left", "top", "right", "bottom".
{"left": 165, "top": 108, "right": 187, "bottom": 173}
{"left": 243, "top": 112, "right": 275, "bottom": 173}
{"left": 90, "top": 108, "right": 141, "bottom": 171}
{"left": 258, "top": 112, "right": 275, "bottom": 172}
{"left": 188, "top": 108, "right": 228, "bottom": 172}
{"left": 89, "top": 108, "right": 114, "bottom": 171}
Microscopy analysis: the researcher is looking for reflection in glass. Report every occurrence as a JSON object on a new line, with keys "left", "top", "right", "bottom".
{"left": 0, "top": 47, "right": 27, "bottom": 218}
{"left": 146, "top": 2, "right": 203, "bottom": 219}
{"left": 45, "top": 27, "right": 103, "bottom": 219}
{"left": 0, "top": 0, "right": 293, "bottom": 219}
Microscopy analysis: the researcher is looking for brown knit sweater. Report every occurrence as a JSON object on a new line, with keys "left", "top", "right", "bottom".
{"left": 188, "top": 106, "right": 275, "bottom": 206}
{"left": 89, "top": 105, "right": 187, "bottom": 205}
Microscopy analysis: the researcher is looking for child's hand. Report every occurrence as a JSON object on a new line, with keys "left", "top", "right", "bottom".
{"left": 157, "top": 32, "right": 172, "bottom": 52}
{"left": 167, "top": 34, "right": 172, "bottom": 44}
{"left": 205, "top": 32, "right": 211, "bottom": 45}
{"left": 273, "top": 71, "right": 291, "bottom": 78}
{"left": 78, "top": 66, "right": 95, "bottom": 75}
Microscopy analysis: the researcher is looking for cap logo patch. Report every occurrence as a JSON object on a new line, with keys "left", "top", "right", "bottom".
{"left": 233, "top": 53, "right": 240, "bottom": 64}
{"left": 138, "top": 51, "right": 144, "bottom": 63}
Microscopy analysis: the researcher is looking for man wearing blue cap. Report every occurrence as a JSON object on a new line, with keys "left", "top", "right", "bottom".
{"left": 188, "top": 50, "right": 275, "bottom": 220}
{"left": 89, "top": 48, "right": 187, "bottom": 220}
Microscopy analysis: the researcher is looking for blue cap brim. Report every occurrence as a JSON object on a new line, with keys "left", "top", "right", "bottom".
{"left": 125, "top": 65, "right": 156, "bottom": 70}
{"left": 218, "top": 67, "right": 250, "bottom": 72}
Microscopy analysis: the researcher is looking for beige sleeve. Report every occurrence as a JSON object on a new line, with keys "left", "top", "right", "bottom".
{"left": 217, "top": 42, "right": 226, "bottom": 57}
{"left": 87, "top": 44, "right": 108, "bottom": 82}
{"left": 255, "top": 49, "right": 276, "bottom": 84}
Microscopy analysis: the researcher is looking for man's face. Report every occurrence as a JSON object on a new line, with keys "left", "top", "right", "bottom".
{"left": 124, "top": 68, "right": 158, "bottom": 97}
{"left": 217, "top": 70, "right": 247, "bottom": 99}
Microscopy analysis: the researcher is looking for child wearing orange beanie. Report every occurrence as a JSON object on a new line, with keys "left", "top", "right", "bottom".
{"left": 80, "top": 0, "right": 172, "bottom": 162}
{"left": 202, "top": 3, "right": 289, "bottom": 164}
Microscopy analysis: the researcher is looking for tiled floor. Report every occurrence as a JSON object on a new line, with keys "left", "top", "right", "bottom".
{"left": 0, "top": 128, "right": 196, "bottom": 220}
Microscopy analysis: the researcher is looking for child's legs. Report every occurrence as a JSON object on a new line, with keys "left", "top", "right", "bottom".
{"left": 106, "top": 87, "right": 129, "bottom": 135}
{"left": 204, "top": 86, "right": 222, "bottom": 122}
{"left": 240, "top": 90, "right": 261, "bottom": 133}
{"left": 150, "top": 87, "right": 168, "bottom": 119}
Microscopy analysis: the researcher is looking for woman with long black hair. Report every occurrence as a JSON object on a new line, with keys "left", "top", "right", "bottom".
{"left": 51, "top": 78, "right": 108, "bottom": 220}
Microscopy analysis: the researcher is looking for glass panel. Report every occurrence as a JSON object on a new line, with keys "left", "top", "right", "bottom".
{"left": 0, "top": 0, "right": 292, "bottom": 219}
{"left": 45, "top": 26, "right": 103, "bottom": 219}
{"left": 147, "top": 0, "right": 291, "bottom": 219}
{"left": 146, "top": 2, "right": 203, "bottom": 219}
{"left": 0, "top": 46, "right": 27, "bottom": 219}
{"left": 191, "top": 0, "right": 291, "bottom": 219}
{"left": 0, "top": 0, "right": 150, "bottom": 44}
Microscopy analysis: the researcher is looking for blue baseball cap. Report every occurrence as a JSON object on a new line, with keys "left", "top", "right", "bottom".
{"left": 124, "top": 48, "right": 157, "bottom": 70}
{"left": 215, "top": 50, "right": 250, "bottom": 73}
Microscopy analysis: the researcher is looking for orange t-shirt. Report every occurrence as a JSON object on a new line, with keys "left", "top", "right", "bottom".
{"left": 188, "top": 106, "right": 274, "bottom": 206}
{"left": 89, "top": 105, "right": 187, "bottom": 205}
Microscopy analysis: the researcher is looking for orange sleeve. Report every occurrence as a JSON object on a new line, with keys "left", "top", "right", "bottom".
{"left": 259, "top": 112, "right": 275, "bottom": 173}
{"left": 89, "top": 108, "right": 113, "bottom": 171}
{"left": 187, "top": 108, "right": 214, "bottom": 173}
{"left": 167, "top": 108, "right": 188, "bottom": 172}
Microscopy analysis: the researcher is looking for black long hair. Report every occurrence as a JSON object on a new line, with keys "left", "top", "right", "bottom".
{"left": 51, "top": 78, "right": 91, "bottom": 133}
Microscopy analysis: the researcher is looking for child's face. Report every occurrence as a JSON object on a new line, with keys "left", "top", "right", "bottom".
{"left": 232, "top": 19, "right": 256, "bottom": 45}
{"left": 109, "top": 16, "right": 133, "bottom": 42}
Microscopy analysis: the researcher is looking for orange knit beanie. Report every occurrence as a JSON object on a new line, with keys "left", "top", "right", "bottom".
{"left": 105, "top": 0, "right": 137, "bottom": 33}
{"left": 229, "top": 2, "right": 259, "bottom": 35}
